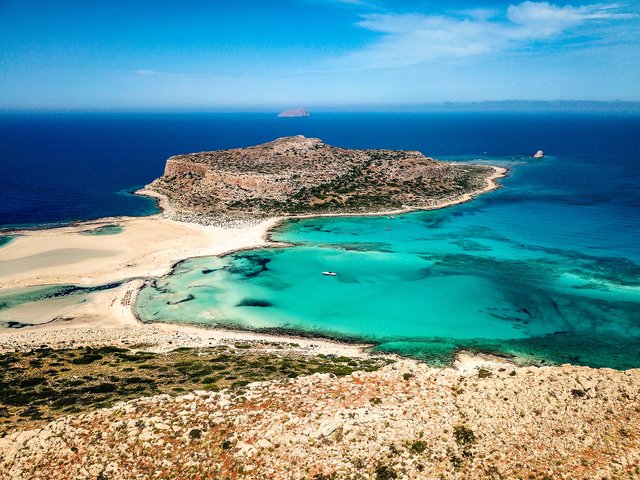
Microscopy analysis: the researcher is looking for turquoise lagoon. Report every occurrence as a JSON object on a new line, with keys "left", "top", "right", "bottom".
{"left": 136, "top": 153, "right": 640, "bottom": 369}
{"left": 0, "top": 283, "right": 121, "bottom": 328}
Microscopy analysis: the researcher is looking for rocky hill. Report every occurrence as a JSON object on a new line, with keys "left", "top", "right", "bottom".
{"left": 2, "top": 357, "right": 638, "bottom": 479}
{"left": 146, "top": 136, "right": 497, "bottom": 220}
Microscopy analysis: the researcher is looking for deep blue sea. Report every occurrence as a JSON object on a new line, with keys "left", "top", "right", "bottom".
{"left": 2, "top": 112, "right": 639, "bottom": 368}
{"left": 2, "top": 112, "right": 637, "bottom": 229}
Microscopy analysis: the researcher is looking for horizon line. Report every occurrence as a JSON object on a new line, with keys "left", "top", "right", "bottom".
{"left": 2, "top": 100, "right": 640, "bottom": 114}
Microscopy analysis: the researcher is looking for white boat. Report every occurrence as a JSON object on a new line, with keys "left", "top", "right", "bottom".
{"left": 322, "top": 271, "right": 337, "bottom": 276}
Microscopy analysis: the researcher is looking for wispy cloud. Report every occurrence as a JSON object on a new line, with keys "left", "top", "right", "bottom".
{"left": 337, "top": 1, "right": 637, "bottom": 69}
{"left": 506, "top": 2, "right": 636, "bottom": 38}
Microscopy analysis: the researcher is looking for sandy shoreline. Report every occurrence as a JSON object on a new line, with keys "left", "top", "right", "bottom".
{"left": 273, "top": 165, "right": 507, "bottom": 222}
{"left": 0, "top": 165, "right": 506, "bottom": 360}
{"left": 0, "top": 214, "right": 281, "bottom": 289}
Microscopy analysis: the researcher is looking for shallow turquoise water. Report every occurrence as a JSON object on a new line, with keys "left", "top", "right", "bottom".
{"left": 79, "top": 224, "right": 124, "bottom": 235}
{"left": 0, "top": 283, "right": 121, "bottom": 328}
{"left": 0, "top": 236, "right": 14, "bottom": 248}
{"left": 135, "top": 150, "right": 640, "bottom": 369}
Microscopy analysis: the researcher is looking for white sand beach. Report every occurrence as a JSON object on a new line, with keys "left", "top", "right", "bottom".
{"left": 0, "top": 214, "right": 279, "bottom": 289}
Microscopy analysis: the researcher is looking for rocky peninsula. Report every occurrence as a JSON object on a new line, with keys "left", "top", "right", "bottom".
{"left": 145, "top": 136, "right": 499, "bottom": 222}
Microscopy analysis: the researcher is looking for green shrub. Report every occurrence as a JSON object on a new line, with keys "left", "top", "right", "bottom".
{"left": 453, "top": 425, "right": 476, "bottom": 445}
{"left": 375, "top": 465, "right": 397, "bottom": 480}
{"left": 409, "top": 440, "right": 427, "bottom": 454}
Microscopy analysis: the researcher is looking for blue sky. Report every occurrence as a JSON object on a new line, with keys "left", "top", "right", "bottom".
{"left": 1, "top": 0, "right": 639, "bottom": 110}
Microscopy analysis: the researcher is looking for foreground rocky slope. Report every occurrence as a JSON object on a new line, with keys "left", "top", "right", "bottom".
{"left": 0, "top": 344, "right": 389, "bottom": 436}
{"left": 146, "top": 136, "right": 496, "bottom": 219}
{"left": 2, "top": 359, "right": 638, "bottom": 479}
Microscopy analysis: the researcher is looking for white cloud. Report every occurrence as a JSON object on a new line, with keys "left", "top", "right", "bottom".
{"left": 338, "top": 1, "right": 637, "bottom": 69}
{"left": 506, "top": 2, "right": 636, "bottom": 38}
{"left": 349, "top": 14, "right": 496, "bottom": 67}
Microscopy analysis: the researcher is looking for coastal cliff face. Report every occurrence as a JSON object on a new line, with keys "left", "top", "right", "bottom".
{"left": 147, "top": 136, "right": 494, "bottom": 219}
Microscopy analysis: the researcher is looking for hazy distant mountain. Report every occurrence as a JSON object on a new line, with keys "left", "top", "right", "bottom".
{"left": 320, "top": 100, "right": 640, "bottom": 113}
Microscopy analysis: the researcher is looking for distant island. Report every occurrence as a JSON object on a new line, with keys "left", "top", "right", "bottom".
{"left": 277, "top": 108, "right": 310, "bottom": 117}
{"left": 145, "top": 135, "right": 502, "bottom": 221}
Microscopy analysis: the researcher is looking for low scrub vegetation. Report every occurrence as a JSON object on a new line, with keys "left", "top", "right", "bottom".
{"left": 0, "top": 345, "right": 391, "bottom": 435}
